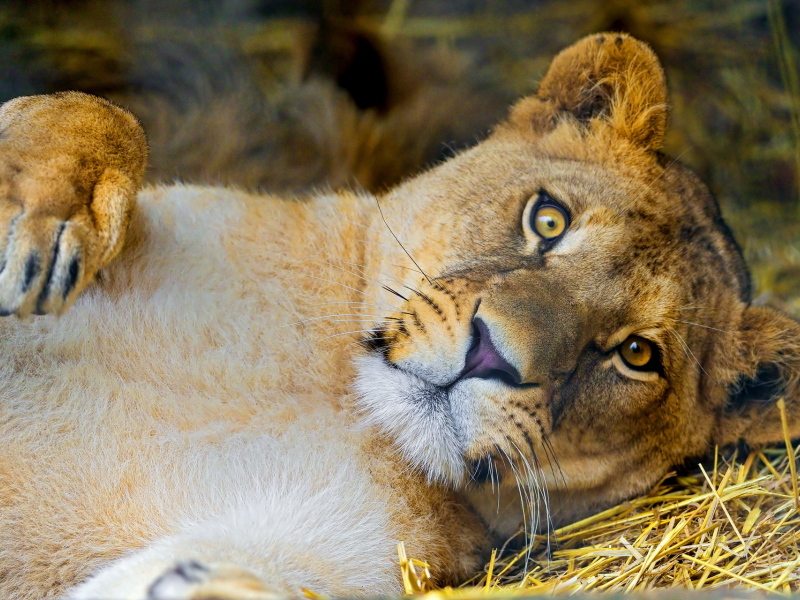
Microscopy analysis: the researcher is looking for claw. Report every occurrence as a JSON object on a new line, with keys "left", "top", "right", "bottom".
{"left": 63, "top": 255, "right": 81, "bottom": 299}
{"left": 146, "top": 561, "right": 278, "bottom": 600}
{"left": 21, "top": 253, "right": 40, "bottom": 292}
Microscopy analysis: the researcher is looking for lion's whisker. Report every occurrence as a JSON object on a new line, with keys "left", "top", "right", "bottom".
{"left": 510, "top": 440, "right": 550, "bottom": 570}
{"left": 335, "top": 258, "right": 427, "bottom": 301}
{"left": 310, "top": 300, "right": 399, "bottom": 312}
{"left": 496, "top": 444, "right": 533, "bottom": 577}
{"left": 320, "top": 328, "right": 400, "bottom": 342}
{"left": 321, "top": 259, "right": 411, "bottom": 303}
{"left": 392, "top": 263, "right": 424, "bottom": 275}
{"left": 667, "top": 326, "right": 720, "bottom": 386}
{"left": 353, "top": 238, "right": 412, "bottom": 251}
{"left": 374, "top": 196, "right": 433, "bottom": 285}
{"left": 674, "top": 318, "right": 732, "bottom": 334}
{"left": 344, "top": 218, "right": 408, "bottom": 242}
{"left": 285, "top": 313, "right": 388, "bottom": 327}
{"left": 540, "top": 432, "right": 566, "bottom": 489}
{"left": 305, "top": 275, "right": 397, "bottom": 308}
{"left": 621, "top": 147, "right": 692, "bottom": 212}
{"left": 326, "top": 319, "right": 394, "bottom": 324}
{"left": 675, "top": 305, "right": 713, "bottom": 312}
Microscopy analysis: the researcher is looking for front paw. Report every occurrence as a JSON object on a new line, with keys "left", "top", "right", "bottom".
{"left": 147, "top": 561, "right": 279, "bottom": 600}
{"left": 0, "top": 209, "right": 89, "bottom": 316}
{"left": 0, "top": 92, "right": 147, "bottom": 316}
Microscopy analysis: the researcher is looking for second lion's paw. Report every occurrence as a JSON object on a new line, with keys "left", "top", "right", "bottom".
{"left": 147, "top": 560, "right": 280, "bottom": 600}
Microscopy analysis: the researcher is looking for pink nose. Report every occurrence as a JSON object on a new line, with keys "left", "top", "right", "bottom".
{"left": 459, "top": 318, "right": 522, "bottom": 385}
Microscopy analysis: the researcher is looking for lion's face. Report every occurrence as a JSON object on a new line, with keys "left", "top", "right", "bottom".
{"left": 354, "top": 33, "right": 800, "bottom": 530}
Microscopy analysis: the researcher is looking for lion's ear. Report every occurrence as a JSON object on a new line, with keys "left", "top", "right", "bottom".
{"left": 716, "top": 306, "right": 800, "bottom": 448}
{"left": 508, "top": 32, "right": 669, "bottom": 151}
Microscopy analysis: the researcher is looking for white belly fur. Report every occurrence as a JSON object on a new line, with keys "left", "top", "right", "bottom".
{"left": 0, "top": 184, "right": 403, "bottom": 597}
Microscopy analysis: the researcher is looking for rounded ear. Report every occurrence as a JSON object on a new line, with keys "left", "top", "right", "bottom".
{"left": 716, "top": 305, "right": 800, "bottom": 448}
{"left": 508, "top": 32, "right": 669, "bottom": 151}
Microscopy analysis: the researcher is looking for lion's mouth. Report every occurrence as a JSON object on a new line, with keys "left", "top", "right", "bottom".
{"left": 355, "top": 316, "right": 550, "bottom": 486}
{"left": 467, "top": 455, "right": 500, "bottom": 485}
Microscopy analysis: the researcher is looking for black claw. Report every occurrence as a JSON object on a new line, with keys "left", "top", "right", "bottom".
{"left": 63, "top": 256, "right": 80, "bottom": 299}
{"left": 35, "top": 223, "right": 66, "bottom": 314}
{"left": 21, "top": 253, "right": 40, "bottom": 292}
{"left": 146, "top": 560, "right": 210, "bottom": 599}
{"left": 174, "top": 560, "right": 210, "bottom": 582}
{"left": 0, "top": 309, "right": 11, "bottom": 317}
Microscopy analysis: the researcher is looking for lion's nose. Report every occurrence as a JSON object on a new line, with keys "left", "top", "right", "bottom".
{"left": 459, "top": 317, "right": 522, "bottom": 385}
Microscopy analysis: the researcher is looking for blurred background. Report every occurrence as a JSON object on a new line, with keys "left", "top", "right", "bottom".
{"left": 2, "top": 0, "right": 800, "bottom": 312}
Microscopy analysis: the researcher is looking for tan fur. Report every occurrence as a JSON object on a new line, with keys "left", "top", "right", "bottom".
{"left": 0, "top": 92, "right": 147, "bottom": 316}
{"left": 1, "top": 33, "right": 799, "bottom": 599}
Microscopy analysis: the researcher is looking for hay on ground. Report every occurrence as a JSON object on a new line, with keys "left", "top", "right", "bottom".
{"left": 399, "top": 401, "right": 800, "bottom": 596}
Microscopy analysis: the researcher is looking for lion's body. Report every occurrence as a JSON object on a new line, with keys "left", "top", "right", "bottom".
{"left": 2, "top": 34, "right": 800, "bottom": 599}
{"left": 0, "top": 185, "right": 485, "bottom": 597}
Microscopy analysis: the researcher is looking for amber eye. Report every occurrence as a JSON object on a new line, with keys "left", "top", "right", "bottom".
{"left": 531, "top": 203, "right": 568, "bottom": 239}
{"left": 619, "top": 335, "right": 655, "bottom": 370}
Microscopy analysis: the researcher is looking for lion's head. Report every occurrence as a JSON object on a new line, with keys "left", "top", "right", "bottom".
{"left": 354, "top": 33, "right": 800, "bottom": 532}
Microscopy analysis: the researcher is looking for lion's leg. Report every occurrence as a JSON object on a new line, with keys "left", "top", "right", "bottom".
{"left": 67, "top": 543, "right": 280, "bottom": 600}
{"left": 66, "top": 494, "right": 401, "bottom": 600}
{"left": 62, "top": 431, "right": 405, "bottom": 600}
{"left": 0, "top": 92, "right": 147, "bottom": 316}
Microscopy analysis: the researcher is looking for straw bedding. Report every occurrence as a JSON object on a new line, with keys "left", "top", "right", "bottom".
{"left": 399, "top": 444, "right": 800, "bottom": 595}
{"left": 395, "top": 404, "right": 800, "bottom": 596}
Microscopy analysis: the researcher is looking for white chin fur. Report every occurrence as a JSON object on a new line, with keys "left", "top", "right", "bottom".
{"left": 353, "top": 354, "right": 466, "bottom": 486}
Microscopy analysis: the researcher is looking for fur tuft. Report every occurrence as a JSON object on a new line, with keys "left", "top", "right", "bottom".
{"left": 353, "top": 354, "right": 466, "bottom": 486}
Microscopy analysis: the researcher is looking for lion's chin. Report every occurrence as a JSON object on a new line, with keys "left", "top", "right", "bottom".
{"left": 353, "top": 353, "right": 469, "bottom": 486}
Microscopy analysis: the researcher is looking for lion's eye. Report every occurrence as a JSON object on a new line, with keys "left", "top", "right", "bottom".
{"left": 533, "top": 206, "right": 567, "bottom": 238}
{"left": 619, "top": 335, "right": 655, "bottom": 370}
{"left": 528, "top": 193, "right": 569, "bottom": 241}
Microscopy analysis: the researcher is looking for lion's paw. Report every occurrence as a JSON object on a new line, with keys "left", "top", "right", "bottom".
{"left": 147, "top": 560, "right": 280, "bottom": 600}
{"left": 0, "top": 92, "right": 147, "bottom": 317}
{"left": 0, "top": 209, "right": 91, "bottom": 316}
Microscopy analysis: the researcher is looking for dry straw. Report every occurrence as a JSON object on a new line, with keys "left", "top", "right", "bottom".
{"left": 396, "top": 402, "right": 800, "bottom": 597}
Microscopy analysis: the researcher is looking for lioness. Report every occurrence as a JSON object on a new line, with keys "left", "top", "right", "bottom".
{"left": 1, "top": 33, "right": 798, "bottom": 599}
